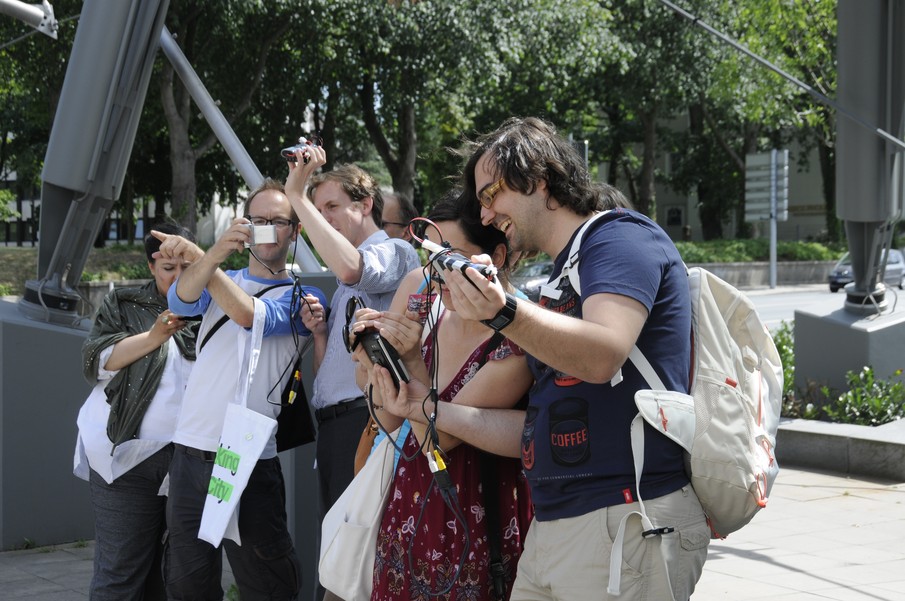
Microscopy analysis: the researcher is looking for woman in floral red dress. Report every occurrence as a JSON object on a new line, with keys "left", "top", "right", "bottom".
{"left": 353, "top": 191, "right": 534, "bottom": 601}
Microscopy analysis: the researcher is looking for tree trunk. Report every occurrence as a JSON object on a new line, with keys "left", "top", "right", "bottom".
{"left": 122, "top": 175, "right": 135, "bottom": 243}
{"left": 391, "top": 104, "right": 417, "bottom": 201}
{"left": 638, "top": 107, "right": 657, "bottom": 219}
{"left": 358, "top": 68, "right": 418, "bottom": 201}
{"left": 818, "top": 140, "right": 838, "bottom": 242}
{"left": 169, "top": 139, "right": 198, "bottom": 232}
{"left": 689, "top": 103, "right": 723, "bottom": 240}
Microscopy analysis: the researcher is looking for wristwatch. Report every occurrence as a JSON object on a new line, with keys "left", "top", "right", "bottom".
{"left": 481, "top": 293, "right": 518, "bottom": 332}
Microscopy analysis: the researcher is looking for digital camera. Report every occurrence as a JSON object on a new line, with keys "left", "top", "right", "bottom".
{"left": 281, "top": 136, "right": 319, "bottom": 163}
{"left": 242, "top": 223, "right": 278, "bottom": 247}
{"left": 420, "top": 238, "right": 497, "bottom": 284}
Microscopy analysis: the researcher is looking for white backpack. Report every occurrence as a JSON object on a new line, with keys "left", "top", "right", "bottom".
{"left": 543, "top": 212, "right": 783, "bottom": 595}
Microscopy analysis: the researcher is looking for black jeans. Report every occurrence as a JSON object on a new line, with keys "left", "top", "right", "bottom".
{"left": 164, "top": 448, "right": 301, "bottom": 601}
{"left": 89, "top": 445, "right": 172, "bottom": 601}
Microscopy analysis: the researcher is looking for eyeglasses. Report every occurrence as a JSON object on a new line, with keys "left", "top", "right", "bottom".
{"left": 245, "top": 215, "right": 297, "bottom": 228}
{"left": 343, "top": 296, "right": 365, "bottom": 353}
{"left": 479, "top": 178, "right": 506, "bottom": 209}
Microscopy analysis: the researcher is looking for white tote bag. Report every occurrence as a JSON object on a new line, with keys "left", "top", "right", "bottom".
{"left": 319, "top": 430, "right": 398, "bottom": 600}
{"left": 198, "top": 299, "right": 277, "bottom": 547}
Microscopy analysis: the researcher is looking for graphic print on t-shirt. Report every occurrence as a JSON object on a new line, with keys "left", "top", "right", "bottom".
{"left": 538, "top": 274, "right": 582, "bottom": 387}
{"left": 548, "top": 397, "right": 590, "bottom": 466}
{"left": 522, "top": 407, "right": 538, "bottom": 470}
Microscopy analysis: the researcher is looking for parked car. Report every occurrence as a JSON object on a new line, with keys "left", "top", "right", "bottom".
{"left": 511, "top": 260, "right": 555, "bottom": 301}
{"left": 828, "top": 249, "right": 905, "bottom": 292}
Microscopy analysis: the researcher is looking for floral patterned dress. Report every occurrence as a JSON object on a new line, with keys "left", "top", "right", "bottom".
{"left": 371, "top": 320, "right": 534, "bottom": 601}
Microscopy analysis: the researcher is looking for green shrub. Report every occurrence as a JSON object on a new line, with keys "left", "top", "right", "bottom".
{"left": 222, "top": 250, "right": 249, "bottom": 271}
{"left": 823, "top": 366, "right": 905, "bottom": 426}
{"left": 115, "top": 262, "right": 152, "bottom": 280}
{"left": 774, "top": 321, "right": 795, "bottom": 400}
{"left": 774, "top": 321, "right": 821, "bottom": 419}
{"left": 675, "top": 239, "right": 844, "bottom": 263}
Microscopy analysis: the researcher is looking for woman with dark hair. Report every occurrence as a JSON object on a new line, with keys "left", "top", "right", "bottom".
{"left": 350, "top": 190, "right": 534, "bottom": 601}
{"left": 73, "top": 222, "right": 198, "bottom": 601}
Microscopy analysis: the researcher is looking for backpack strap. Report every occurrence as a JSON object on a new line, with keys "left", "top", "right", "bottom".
{"left": 540, "top": 210, "right": 624, "bottom": 386}
{"left": 539, "top": 210, "right": 611, "bottom": 300}
{"left": 607, "top": 413, "right": 676, "bottom": 599}
{"left": 199, "top": 282, "right": 292, "bottom": 352}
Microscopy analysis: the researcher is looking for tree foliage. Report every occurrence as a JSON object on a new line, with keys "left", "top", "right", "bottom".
{"left": 1, "top": 0, "right": 840, "bottom": 247}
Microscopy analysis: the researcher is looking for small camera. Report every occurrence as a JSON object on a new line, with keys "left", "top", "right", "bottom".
{"left": 356, "top": 328, "right": 410, "bottom": 388}
{"left": 242, "top": 223, "right": 278, "bottom": 248}
{"left": 419, "top": 238, "right": 497, "bottom": 284}
{"left": 281, "top": 136, "right": 319, "bottom": 163}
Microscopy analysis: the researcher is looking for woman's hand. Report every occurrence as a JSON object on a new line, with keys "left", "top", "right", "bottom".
{"left": 150, "top": 310, "right": 186, "bottom": 345}
{"left": 353, "top": 308, "right": 423, "bottom": 362}
{"left": 375, "top": 365, "right": 430, "bottom": 422}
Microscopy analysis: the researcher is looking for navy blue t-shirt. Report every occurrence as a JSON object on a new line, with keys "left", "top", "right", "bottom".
{"left": 523, "top": 209, "right": 691, "bottom": 521}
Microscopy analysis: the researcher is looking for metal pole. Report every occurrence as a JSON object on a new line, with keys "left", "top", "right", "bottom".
{"left": 0, "top": 0, "right": 57, "bottom": 38}
{"left": 770, "top": 149, "right": 777, "bottom": 289}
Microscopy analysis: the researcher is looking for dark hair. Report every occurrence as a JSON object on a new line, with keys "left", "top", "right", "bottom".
{"left": 385, "top": 191, "right": 418, "bottom": 224}
{"left": 145, "top": 222, "right": 195, "bottom": 263}
{"left": 243, "top": 177, "right": 297, "bottom": 220}
{"left": 463, "top": 117, "right": 602, "bottom": 216}
{"left": 598, "top": 182, "right": 634, "bottom": 211}
{"left": 425, "top": 188, "right": 512, "bottom": 285}
{"left": 308, "top": 164, "right": 385, "bottom": 227}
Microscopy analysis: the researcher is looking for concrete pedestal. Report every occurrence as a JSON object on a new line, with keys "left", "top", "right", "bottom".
{"left": 0, "top": 300, "right": 94, "bottom": 550}
{"left": 794, "top": 301, "right": 905, "bottom": 395}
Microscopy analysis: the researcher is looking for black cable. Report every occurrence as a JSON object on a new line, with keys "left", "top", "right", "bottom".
{"left": 393, "top": 217, "right": 470, "bottom": 596}
{"left": 264, "top": 269, "right": 316, "bottom": 405}
{"left": 406, "top": 456, "right": 471, "bottom": 598}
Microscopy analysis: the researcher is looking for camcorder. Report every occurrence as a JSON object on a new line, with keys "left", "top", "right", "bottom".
{"left": 420, "top": 238, "right": 498, "bottom": 284}
{"left": 242, "top": 223, "right": 278, "bottom": 247}
{"left": 345, "top": 295, "right": 410, "bottom": 389}
{"left": 357, "top": 328, "right": 411, "bottom": 389}
{"left": 281, "top": 135, "right": 321, "bottom": 163}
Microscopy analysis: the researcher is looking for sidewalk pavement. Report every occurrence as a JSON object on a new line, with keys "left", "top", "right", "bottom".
{"left": 0, "top": 466, "right": 902, "bottom": 600}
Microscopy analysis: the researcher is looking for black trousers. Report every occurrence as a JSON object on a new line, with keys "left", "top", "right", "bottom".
{"left": 164, "top": 448, "right": 301, "bottom": 601}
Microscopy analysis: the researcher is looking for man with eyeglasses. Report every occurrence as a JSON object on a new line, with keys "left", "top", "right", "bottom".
{"left": 381, "top": 191, "right": 418, "bottom": 242}
{"left": 283, "top": 153, "right": 420, "bottom": 598}
{"left": 154, "top": 177, "right": 327, "bottom": 601}
{"left": 375, "top": 117, "right": 709, "bottom": 601}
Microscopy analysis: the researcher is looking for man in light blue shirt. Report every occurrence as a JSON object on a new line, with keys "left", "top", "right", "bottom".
{"left": 284, "top": 155, "right": 420, "bottom": 576}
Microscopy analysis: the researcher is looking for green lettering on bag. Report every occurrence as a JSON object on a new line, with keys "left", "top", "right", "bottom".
{"left": 208, "top": 476, "right": 234, "bottom": 503}
{"left": 215, "top": 446, "right": 241, "bottom": 475}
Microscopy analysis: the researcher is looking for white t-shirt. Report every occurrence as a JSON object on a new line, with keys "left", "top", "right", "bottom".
{"left": 168, "top": 269, "right": 315, "bottom": 459}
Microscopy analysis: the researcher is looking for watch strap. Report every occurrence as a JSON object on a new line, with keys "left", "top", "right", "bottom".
{"left": 481, "top": 293, "right": 517, "bottom": 332}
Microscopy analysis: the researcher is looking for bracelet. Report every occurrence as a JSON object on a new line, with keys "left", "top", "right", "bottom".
{"left": 481, "top": 293, "right": 517, "bottom": 332}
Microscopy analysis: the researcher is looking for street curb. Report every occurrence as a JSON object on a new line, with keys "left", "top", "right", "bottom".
{"left": 776, "top": 417, "right": 905, "bottom": 481}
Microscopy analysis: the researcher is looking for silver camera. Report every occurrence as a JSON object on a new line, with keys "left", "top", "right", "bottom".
{"left": 281, "top": 135, "right": 320, "bottom": 163}
{"left": 243, "top": 224, "right": 278, "bottom": 247}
